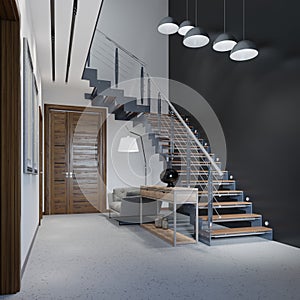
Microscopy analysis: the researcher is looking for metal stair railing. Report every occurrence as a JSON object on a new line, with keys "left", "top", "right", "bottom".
{"left": 87, "top": 29, "right": 148, "bottom": 103}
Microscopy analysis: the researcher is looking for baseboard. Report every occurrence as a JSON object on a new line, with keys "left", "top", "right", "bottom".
{"left": 21, "top": 224, "right": 39, "bottom": 278}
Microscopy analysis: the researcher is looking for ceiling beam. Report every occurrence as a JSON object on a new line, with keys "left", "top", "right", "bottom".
{"left": 50, "top": 0, "right": 55, "bottom": 81}
{"left": 65, "top": 0, "right": 78, "bottom": 83}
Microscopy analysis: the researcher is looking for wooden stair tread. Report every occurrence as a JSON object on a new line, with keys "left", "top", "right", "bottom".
{"left": 181, "top": 180, "right": 234, "bottom": 183}
{"left": 141, "top": 223, "right": 196, "bottom": 245}
{"left": 177, "top": 170, "right": 224, "bottom": 173}
{"left": 198, "top": 190, "right": 243, "bottom": 194}
{"left": 199, "top": 201, "right": 251, "bottom": 208}
{"left": 200, "top": 213, "right": 261, "bottom": 221}
{"left": 211, "top": 226, "right": 272, "bottom": 236}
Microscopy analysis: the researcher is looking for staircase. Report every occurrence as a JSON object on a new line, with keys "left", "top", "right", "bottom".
{"left": 82, "top": 30, "right": 273, "bottom": 246}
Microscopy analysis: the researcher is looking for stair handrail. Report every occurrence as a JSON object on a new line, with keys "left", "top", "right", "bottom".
{"left": 95, "top": 29, "right": 147, "bottom": 67}
{"left": 148, "top": 76, "right": 223, "bottom": 177}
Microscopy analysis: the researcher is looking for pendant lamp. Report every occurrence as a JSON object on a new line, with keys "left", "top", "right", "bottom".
{"left": 213, "top": 0, "right": 237, "bottom": 52}
{"left": 178, "top": 0, "right": 194, "bottom": 36}
{"left": 183, "top": 0, "right": 210, "bottom": 48}
{"left": 158, "top": 16, "right": 179, "bottom": 35}
{"left": 230, "top": 0, "right": 258, "bottom": 61}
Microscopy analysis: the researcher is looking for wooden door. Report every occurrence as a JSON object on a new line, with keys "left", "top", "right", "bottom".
{"left": 69, "top": 112, "right": 101, "bottom": 213}
{"left": 45, "top": 105, "right": 106, "bottom": 215}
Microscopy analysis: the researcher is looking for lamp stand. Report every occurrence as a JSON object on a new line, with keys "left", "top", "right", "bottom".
{"left": 129, "top": 130, "right": 147, "bottom": 186}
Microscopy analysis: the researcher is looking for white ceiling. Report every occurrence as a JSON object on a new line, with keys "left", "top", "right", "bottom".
{"left": 28, "top": 0, "right": 103, "bottom": 92}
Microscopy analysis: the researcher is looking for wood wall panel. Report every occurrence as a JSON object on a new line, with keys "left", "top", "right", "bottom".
{"left": 0, "top": 18, "right": 21, "bottom": 294}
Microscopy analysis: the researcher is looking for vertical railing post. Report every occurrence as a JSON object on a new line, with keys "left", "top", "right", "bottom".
{"left": 115, "top": 48, "right": 119, "bottom": 87}
{"left": 186, "top": 132, "right": 191, "bottom": 188}
{"left": 170, "top": 110, "right": 175, "bottom": 169}
{"left": 147, "top": 75, "right": 151, "bottom": 107}
{"left": 158, "top": 92, "right": 161, "bottom": 134}
{"left": 140, "top": 66, "right": 144, "bottom": 105}
{"left": 207, "top": 166, "right": 213, "bottom": 245}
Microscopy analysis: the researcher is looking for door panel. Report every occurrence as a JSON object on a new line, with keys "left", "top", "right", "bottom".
{"left": 69, "top": 112, "right": 101, "bottom": 213}
{"left": 50, "top": 111, "right": 69, "bottom": 214}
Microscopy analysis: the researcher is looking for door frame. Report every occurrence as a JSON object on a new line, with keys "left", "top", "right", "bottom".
{"left": 44, "top": 104, "right": 107, "bottom": 214}
{"left": 0, "top": 0, "right": 21, "bottom": 294}
{"left": 39, "top": 107, "right": 43, "bottom": 224}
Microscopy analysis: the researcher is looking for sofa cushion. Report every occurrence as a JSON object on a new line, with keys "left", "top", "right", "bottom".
{"left": 113, "top": 187, "right": 139, "bottom": 202}
{"left": 113, "top": 188, "right": 129, "bottom": 202}
{"left": 110, "top": 201, "right": 121, "bottom": 213}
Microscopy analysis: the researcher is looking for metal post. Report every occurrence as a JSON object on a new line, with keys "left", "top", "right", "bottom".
{"left": 187, "top": 132, "right": 191, "bottom": 188}
{"left": 140, "top": 66, "right": 144, "bottom": 105}
{"left": 140, "top": 196, "right": 143, "bottom": 225}
{"left": 173, "top": 193, "right": 177, "bottom": 247}
{"left": 158, "top": 92, "right": 161, "bottom": 133}
{"left": 195, "top": 193, "right": 199, "bottom": 244}
{"left": 207, "top": 166, "right": 213, "bottom": 245}
{"left": 170, "top": 111, "right": 175, "bottom": 168}
{"left": 115, "top": 48, "right": 119, "bottom": 87}
{"left": 129, "top": 130, "right": 147, "bottom": 186}
{"left": 147, "top": 76, "right": 151, "bottom": 107}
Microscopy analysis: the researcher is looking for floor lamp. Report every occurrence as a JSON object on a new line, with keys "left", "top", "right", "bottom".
{"left": 118, "top": 130, "right": 147, "bottom": 186}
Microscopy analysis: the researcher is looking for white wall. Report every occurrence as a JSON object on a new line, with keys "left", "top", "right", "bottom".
{"left": 17, "top": 0, "right": 43, "bottom": 267}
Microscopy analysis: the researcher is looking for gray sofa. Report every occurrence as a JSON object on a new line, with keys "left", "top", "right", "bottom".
{"left": 108, "top": 187, "right": 159, "bottom": 217}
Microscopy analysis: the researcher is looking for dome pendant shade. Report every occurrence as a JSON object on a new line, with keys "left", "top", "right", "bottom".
{"left": 183, "top": 27, "right": 210, "bottom": 48}
{"left": 230, "top": 40, "right": 258, "bottom": 61}
{"left": 158, "top": 16, "right": 179, "bottom": 35}
{"left": 178, "top": 20, "right": 194, "bottom": 36}
{"left": 213, "top": 33, "right": 237, "bottom": 52}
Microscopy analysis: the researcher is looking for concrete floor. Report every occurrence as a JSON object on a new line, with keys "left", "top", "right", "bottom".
{"left": 1, "top": 214, "right": 300, "bottom": 300}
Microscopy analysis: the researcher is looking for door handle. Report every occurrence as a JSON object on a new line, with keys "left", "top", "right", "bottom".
{"left": 65, "top": 172, "right": 69, "bottom": 178}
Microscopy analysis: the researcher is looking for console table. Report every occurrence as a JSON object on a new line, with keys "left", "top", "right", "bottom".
{"left": 140, "top": 185, "right": 199, "bottom": 246}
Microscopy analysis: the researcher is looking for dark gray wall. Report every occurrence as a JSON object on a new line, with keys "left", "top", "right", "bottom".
{"left": 169, "top": 0, "right": 300, "bottom": 248}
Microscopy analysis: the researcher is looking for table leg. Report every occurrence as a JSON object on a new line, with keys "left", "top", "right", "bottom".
{"left": 195, "top": 202, "right": 198, "bottom": 244}
{"left": 140, "top": 196, "right": 143, "bottom": 225}
{"left": 173, "top": 202, "right": 177, "bottom": 247}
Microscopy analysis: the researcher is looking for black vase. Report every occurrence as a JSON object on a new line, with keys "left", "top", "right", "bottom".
{"left": 160, "top": 168, "right": 179, "bottom": 187}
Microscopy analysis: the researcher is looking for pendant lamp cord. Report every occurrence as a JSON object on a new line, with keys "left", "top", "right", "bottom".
{"left": 186, "top": 0, "right": 188, "bottom": 20}
{"left": 195, "top": 0, "right": 197, "bottom": 26}
{"left": 224, "top": 0, "right": 226, "bottom": 33}
{"left": 243, "top": 0, "right": 245, "bottom": 39}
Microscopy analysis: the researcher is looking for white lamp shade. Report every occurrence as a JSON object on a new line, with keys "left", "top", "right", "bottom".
{"left": 158, "top": 16, "right": 179, "bottom": 35}
{"left": 183, "top": 27, "right": 210, "bottom": 48}
{"left": 178, "top": 20, "right": 194, "bottom": 36}
{"left": 118, "top": 136, "right": 139, "bottom": 152}
{"left": 213, "top": 33, "right": 237, "bottom": 52}
{"left": 230, "top": 40, "right": 259, "bottom": 61}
